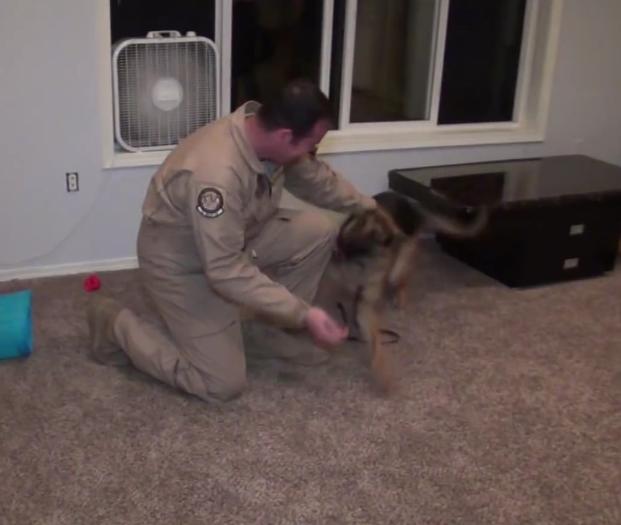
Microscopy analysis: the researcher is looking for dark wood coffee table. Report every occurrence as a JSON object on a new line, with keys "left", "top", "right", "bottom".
{"left": 389, "top": 155, "right": 621, "bottom": 287}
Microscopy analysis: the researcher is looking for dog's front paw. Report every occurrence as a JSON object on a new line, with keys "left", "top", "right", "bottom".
{"left": 371, "top": 351, "right": 396, "bottom": 395}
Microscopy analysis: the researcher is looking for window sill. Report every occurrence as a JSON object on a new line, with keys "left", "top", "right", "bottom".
{"left": 104, "top": 125, "right": 544, "bottom": 170}
{"left": 104, "top": 150, "right": 171, "bottom": 169}
{"left": 319, "top": 125, "right": 544, "bottom": 155}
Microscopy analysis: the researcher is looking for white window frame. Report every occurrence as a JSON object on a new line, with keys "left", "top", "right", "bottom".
{"left": 100, "top": 0, "right": 563, "bottom": 169}
{"left": 337, "top": 0, "right": 446, "bottom": 130}
{"left": 99, "top": 0, "right": 224, "bottom": 169}
{"left": 320, "top": 0, "right": 561, "bottom": 153}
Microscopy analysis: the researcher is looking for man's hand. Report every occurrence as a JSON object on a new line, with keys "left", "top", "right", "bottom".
{"left": 303, "top": 307, "right": 349, "bottom": 347}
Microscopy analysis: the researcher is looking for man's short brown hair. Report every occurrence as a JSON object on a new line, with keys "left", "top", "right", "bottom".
{"left": 257, "top": 79, "right": 334, "bottom": 140}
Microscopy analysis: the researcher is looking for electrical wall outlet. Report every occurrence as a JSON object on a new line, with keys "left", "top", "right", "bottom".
{"left": 66, "top": 172, "right": 79, "bottom": 192}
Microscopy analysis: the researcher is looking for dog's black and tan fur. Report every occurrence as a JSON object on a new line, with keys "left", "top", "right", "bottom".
{"left": 333, "top": 191, "right": 487, "bottom": 394}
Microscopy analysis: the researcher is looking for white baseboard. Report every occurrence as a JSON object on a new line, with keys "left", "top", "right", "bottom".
{"left": 0, "top": 235, "right": 438, "bottom": 283}
{"left": 0, "top": 257, "right": 139, "bottom": 282}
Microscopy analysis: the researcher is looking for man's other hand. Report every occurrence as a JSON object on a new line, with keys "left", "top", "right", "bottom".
{"left": 303, "top": 307, "right": 349, "bottom": 347}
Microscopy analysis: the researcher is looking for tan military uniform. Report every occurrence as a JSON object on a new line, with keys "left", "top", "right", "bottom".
{"left": 112, "top": 102, "right": 375, "bottom": 402}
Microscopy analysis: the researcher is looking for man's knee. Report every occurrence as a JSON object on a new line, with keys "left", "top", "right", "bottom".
{"left": 208, "top": 372, "right": 247, "bottom": 402}
{"left": 176, "top": 331, "right": 247, "bottom": 403}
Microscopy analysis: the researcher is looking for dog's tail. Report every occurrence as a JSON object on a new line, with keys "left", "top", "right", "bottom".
{"left": 373, "top": 190, "right": 487, "bottom": 239}
{"left": 421, "top": 205, "right": 488, "bottom": 238}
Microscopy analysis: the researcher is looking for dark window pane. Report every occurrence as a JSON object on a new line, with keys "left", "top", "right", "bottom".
{"left": 110, "top": 0, "right": 215, "bottom": 43}
{"left": 350, "top": 0, "right": 437, "bottom": 123}
{"left": 438, "top": 0, "right": 526, "bottom": 124}
{"left": 231, "top": 0, "right": 323, "bottom": 109}
{"left": 329, "top": 0, "right": 347, "bottom": 123}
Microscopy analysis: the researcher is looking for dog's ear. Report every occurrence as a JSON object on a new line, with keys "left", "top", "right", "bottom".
{"left": 337, "top": 210, "right": 377, "bottom": 258}
{"left": 371, "top": 206, "right": 404, "bottom": 247}
{"left": 363, "top": 227, "right": 393, "bottom": 248}
{"left": 356, "top": 211, "right": 392, "bottom": 251}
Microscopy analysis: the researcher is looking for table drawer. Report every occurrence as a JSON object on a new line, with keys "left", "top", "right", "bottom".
{"left": 437, "top": 202, "right": 621, "bottom": 287}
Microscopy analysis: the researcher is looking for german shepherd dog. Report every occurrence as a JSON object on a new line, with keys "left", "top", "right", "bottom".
{"left": 332, "top": 191, "right": 487, "bottom": 394}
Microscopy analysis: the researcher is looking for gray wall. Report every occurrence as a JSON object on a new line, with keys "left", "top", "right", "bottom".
{"left": 1, "top": 0, "right": 620, "bottom": 278}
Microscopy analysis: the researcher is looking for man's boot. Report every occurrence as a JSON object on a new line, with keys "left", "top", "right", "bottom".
{"left": 86, "top": 295, "right": 129, "bottom": 366}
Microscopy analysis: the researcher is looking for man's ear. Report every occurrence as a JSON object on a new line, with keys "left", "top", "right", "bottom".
{"left": 274, "top": 128, "right": 294, "bottom": 145}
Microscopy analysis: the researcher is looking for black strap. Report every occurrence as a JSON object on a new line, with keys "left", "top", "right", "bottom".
{"left": 336, "top": 302, "right": 401, "bottom": 345}
{"left": 377, "top": 329, "right": 401, "bottom": 345}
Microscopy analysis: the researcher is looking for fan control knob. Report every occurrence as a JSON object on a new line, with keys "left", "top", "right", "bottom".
{"left": 151, "top": 77, "right": 184, "bottom": 112}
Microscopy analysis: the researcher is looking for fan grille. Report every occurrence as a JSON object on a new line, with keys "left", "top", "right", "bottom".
{"left": 115, "top": 39, "right": 217, "bottom": 150}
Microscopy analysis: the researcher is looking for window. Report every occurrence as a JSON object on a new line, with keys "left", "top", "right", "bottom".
{"left": 230, "top": 0, "right": 324, "bottom": 109}
{"left": 103, "top": 0, "right": 562, "bottom": 166}
{"left": 111, "top": 0, "right": 215, "bottom": 43}
{"left": 349, "top": 0, "right": 437, "bottom": 123}
{"left": 438, "top": 0, "right": 527, "bottom": 124}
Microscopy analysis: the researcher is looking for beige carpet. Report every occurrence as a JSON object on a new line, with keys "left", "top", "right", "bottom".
{"left": 1, "top": 240, "right": 619, "bottom": 524}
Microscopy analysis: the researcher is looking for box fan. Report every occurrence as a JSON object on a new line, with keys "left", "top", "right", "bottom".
{"left": 112, "top": 30, "right": 219, "bottom": 152}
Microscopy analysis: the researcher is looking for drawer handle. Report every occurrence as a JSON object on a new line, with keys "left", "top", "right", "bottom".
{"left": 563, "top": 258, "right": 579, "bottom": 270}
{"left": 569, "top": 224, "right": 585, "bottom": 236}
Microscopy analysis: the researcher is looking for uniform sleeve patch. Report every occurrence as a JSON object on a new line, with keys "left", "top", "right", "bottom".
{"left": 196, "top": 188, "right": 224, "bottom": 218}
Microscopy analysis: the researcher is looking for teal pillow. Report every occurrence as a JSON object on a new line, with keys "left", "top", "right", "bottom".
{"left": 0, "top": 290, "right": 33, "bottom": 360}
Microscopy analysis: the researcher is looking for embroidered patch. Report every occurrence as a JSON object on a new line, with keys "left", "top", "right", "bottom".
{"left": 196, "top": 188, "right": 224, "bottom": 218}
